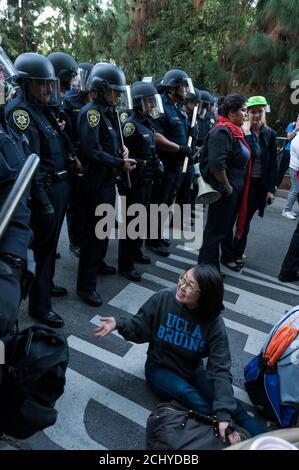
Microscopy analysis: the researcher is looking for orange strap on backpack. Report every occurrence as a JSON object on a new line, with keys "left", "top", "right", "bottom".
{"left": 263, "top": 324, "right": 299, "bottom": 367}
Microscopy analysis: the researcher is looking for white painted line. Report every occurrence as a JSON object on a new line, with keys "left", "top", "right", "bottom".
{"left": 155, "top": 260, "right": 182, "bottom": 274}
{"left": 45, "top": 368, "right": 150, "bottom": 450}
{"left": 243, "top": 267, "right": 299, "bottom": 291}
{"left": 169, "top": 254, "right": 197, "bottom": 265}
{"left": 221, "top": 265, "right": 299, "bottom": 296}
{"left": 176, "top": 244, "right": 199, "bottom": 254}
{"left": 224, "top": 318, "right": 267, "bottom": 355}
{"left": 109, "top": 283, "right": 154, "bottom": 314}
{"left": 68, "top": 335, "right": 147, "bottom": 380}
{"left": 143, "top": 272, "right": 176, "bottom": 288}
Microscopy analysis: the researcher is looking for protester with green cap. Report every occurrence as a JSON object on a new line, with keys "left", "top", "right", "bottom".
{"left": 221, "top": 95, "right": 278, "bottom": 270}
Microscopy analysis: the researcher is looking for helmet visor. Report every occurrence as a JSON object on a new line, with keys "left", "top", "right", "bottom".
{"left": 77, "top": 67, "right": 91, "bottom": 92}
{"left": 140, "top": 94, "right": 164, "bottom": 117}
{"left": 23, "top": 78, "right": 60, "bottom": 106}
{"left": 110, "top": 84, "right": 133, "bottom": 110}
{"left": 0, "top": 47, "right": 18, "bottom": 105}
{"left": 176, "top": 77, "right": 194, "bottom": 96}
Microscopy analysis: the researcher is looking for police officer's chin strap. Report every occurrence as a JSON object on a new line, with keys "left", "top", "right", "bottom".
{"left": 168, "top": 88, "right": 184, "bottom": 102}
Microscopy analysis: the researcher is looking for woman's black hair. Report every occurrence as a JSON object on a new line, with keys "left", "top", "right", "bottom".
{"left": 188, "top": 264, "right": 224, "bottom": 321}
{"left": 217, "top": 95, "right": 226, "bottom": 116}
{"left": 222, "top": 93, "right": 247, "bottom": 117}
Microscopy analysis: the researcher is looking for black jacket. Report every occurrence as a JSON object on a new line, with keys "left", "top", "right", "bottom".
{"left": 244, "top": 126, "right": 278, "bottom": 217}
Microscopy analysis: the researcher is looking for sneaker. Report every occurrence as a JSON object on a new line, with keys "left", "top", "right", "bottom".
{"left": 282, "top": 210, "right": 296, "bottom": 220}
{"left": 290, "top": 211, "right": 297, "bottom": 217}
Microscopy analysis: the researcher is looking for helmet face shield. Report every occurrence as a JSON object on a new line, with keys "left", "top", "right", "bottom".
{"left": 183, "top": 77, "right": 194, "bottom": 95}
{"left": 23, "top": 78, "right": 60, "bottom": 106}
{"left": 0, "top": 47, "right": 18, "bottom": 106}
{"left": 140, "top": 93, "right": 164, "bottom": 117}
{"left": 109, "top": 84, "right": 133, "bottom": 110}
{"left": 77, "top": 67, "right": 91, "bottom": 92}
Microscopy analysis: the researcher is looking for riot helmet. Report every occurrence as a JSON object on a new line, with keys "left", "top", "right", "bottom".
{"left": 199, "top": 89, "right": 212, "bottom": 109}
{"left": 184, "top": 87, "right": 203, "bottom": 114}
{"left": 88, "top": 62, "right": 132, "bottom": 109}
{"left": 76, "top": 62, "right": 93, "bottom": 93}
{"left": 0, "top": 46, "right": 18, "bottom": 107}
{"left": 47, "top": 52, "right": 78, "bottom": 92}
{"left": 14, "top": 53, "right": 60, "bottom": 106}
{"left": 131, "top": 81, "right": 164, "bottom": 117}
{"left": 160, "top": 69, "right": 194, "bottom": 100}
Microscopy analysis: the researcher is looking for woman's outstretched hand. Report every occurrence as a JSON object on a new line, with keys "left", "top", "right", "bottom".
{"left": 94, "top": 317, "right": 116, "bottom": 338}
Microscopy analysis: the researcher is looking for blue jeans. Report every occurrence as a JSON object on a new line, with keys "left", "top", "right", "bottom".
{"left": 285, "top": 169, "right": 299, "bottom": 212}
{"left": 145, "top": 365, "right": 267, "bottom": 437}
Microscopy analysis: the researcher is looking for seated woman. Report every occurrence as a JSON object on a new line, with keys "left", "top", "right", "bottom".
{"left": 95, "top": 264, "right": 266, "bottom": 445}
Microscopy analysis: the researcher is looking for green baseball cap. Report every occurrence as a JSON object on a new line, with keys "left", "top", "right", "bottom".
{"left": 246, "top": 96, "right": 268, "bottom": 108}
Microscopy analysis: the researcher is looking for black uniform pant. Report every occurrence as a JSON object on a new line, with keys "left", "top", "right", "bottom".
{"left": 149, "top": 165, "right": 184, "bottom": 242}
{"left": 198, "top": 190, "right": 241, "bottom": 271}
{"left": 66, "top": 171, "right": 87, "bottom": 247}
{"left": 224, "top": 178, "right": 265, "bottom": 261}
{"left": 280, "top": 220, "right": 299, "bottom": 277}
{"left": 0, "top": 260, "right": 21, "bottom": 337}
{"left": 29, "top": 179, "right": 70, "bottom": 317}
{"left": 77, "top": 183, "right": 116, "bottom": 293}
{"left": 118, "top": 184, "right": 152, "bottom": 270}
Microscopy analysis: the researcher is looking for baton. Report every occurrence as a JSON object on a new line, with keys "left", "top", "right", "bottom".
{"left": 0, "top": 153, "right": 40, "bottom": 239}
{"left": 182, "top": 104, "right": 198, "bottom": 174}
{"left": 115, "top": 110, "right": 131, "bottom": 189}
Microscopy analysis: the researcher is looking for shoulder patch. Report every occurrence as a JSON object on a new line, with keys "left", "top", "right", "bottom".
{"left": 123, "top": 122, "right": 136, "bottom": 137}
{"left": 120, "top": 112, "right": 128, "bottom": 123}
{"left": 87, "top": 109, "right": 100, "bottom": 127}
{"left": 210, "top": 118, "right": 215, "bottom": 125}
{"left": 150, "top": 109, "right": 161, "bottom": 119}
{"left": 13, "top": 110, "right": 30, "bottom": 131}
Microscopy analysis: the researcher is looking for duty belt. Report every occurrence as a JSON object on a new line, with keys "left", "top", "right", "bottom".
{"left": 42, "top": 170, "right": 69, "bottom": 186}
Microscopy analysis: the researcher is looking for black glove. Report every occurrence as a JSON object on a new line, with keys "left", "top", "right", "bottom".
{"left": 40, "top": 203, "right": 55, "bottom": 223}
{"left": 188, "top": 127, "right": 197, "bottom": 140}
{"left": 178, "top": 145, "right": 192, "bottom": 160}
{"left": 155, "top": 159, "right": 164, "bottom": 180}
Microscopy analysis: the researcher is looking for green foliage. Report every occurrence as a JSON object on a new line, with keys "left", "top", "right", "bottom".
{"left": 0, "top": 0, "right": 297, "bottom": 124}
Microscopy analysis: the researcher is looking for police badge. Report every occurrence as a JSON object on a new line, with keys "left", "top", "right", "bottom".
{"left": 13, "top": 110, "right": 30, "bottom": 131}
{"left": 87, "top": 109, "right": 100, "bottom": 127}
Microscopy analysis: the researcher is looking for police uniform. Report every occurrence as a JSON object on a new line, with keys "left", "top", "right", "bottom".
{"left": 0, "top": 116, "right": 32, "bottom": 337}
{"left": 6, "top": 92, "right": 70, "bottom": 325}
{"left": 76, "top": 101, "right": 123, "bottom": 294}
{"left": 63, "top": 92, "right": 88, "bottom": 250}
{"left": 196, "top": 112, "right": 215, "bottom": 147}
{"left": 118, "top": 111, "right": 157, "bottom": 272}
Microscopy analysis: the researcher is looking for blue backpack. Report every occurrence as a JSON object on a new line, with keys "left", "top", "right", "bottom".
{"left": 244, "top": 306, "right": 299, "bottom": 427}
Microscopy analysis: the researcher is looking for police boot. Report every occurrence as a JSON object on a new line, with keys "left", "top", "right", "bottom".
{"left": 29, "top": 310, "right": 65, "bottom": 328}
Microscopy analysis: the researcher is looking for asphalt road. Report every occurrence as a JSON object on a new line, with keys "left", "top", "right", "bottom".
{"left": 4, "top": 196, "right": 299, "bottom": 451}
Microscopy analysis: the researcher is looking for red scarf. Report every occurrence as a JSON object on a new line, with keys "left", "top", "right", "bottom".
{"left": 214, "top": 116, "right": 252, "bottom": 240}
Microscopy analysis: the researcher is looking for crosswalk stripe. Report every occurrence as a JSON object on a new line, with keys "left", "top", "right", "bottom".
{"left": 44, "top": 368, "right": 150, "bottom": 450}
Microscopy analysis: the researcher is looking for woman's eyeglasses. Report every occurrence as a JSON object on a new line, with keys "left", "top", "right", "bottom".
{"left": 178, "top": 273, "right": 201, "bottom": 294}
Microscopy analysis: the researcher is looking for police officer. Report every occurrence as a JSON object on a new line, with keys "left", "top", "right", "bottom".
{"left": 47, "top": 51, "right": 78, "bottom": 295}
{"left": 76, "top": 62, "right": 136, "bottom": 306}
{"left": 176, "top": 87, "right": 203, "bottom": 213}
{"left": 118, "top": 81, "right": 164, "bottom": 281}
{"left": 148, "top": 68, "right": 194, "bottom": 256}
{"left": 0, "top": 47, "right": 32, "bottom": 338}
{"left": 6, "top": 53, "right": 70, "bottom": 328}
{"left": 63, "top": 62, "right": 93, "bottom": 258}
{"left": 197, "top": 89, "right": 216, "bottom": 146}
